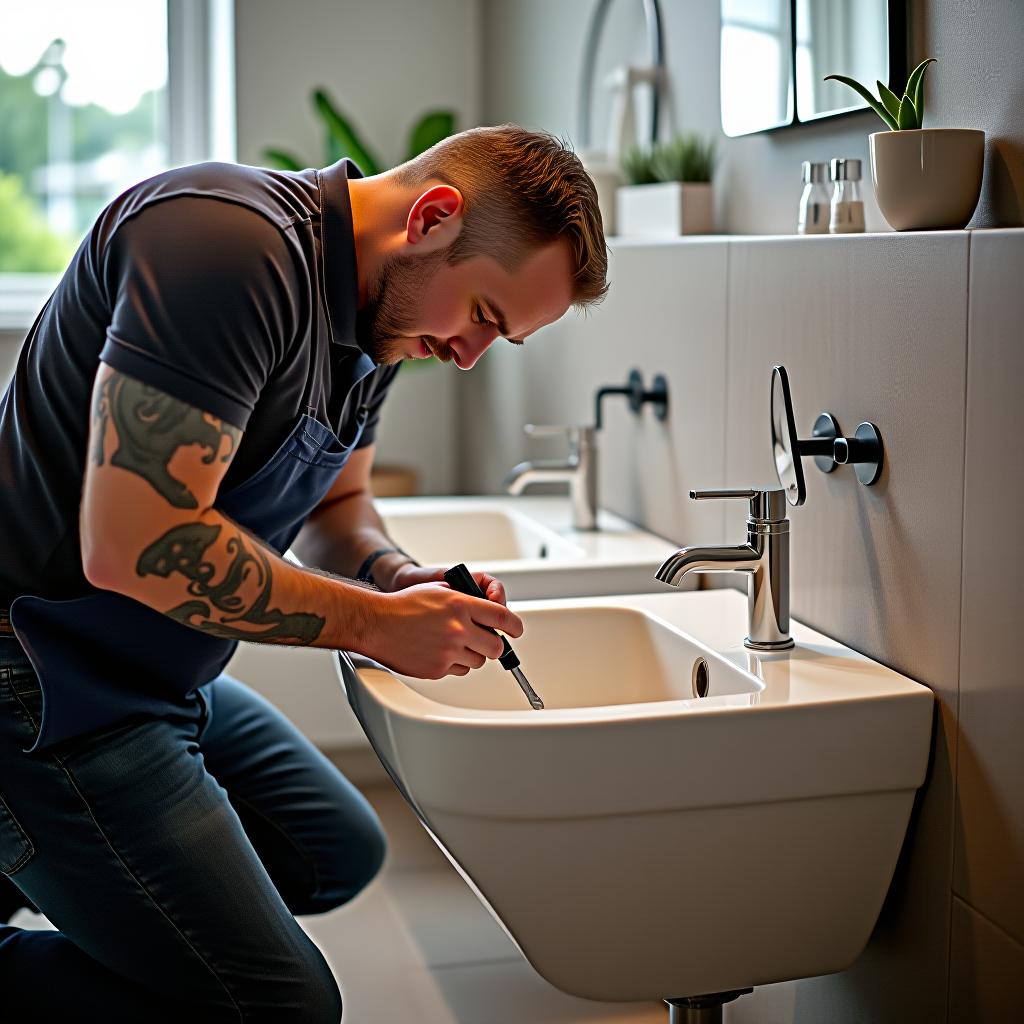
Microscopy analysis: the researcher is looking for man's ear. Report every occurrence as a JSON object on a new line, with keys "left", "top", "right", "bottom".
{"left": 405, "top": 185, "right": 464, "bottom": 251}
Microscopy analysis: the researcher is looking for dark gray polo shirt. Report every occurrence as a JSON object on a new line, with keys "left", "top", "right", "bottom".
{"left": 0, "top": 158, "right": 398, "bottom": 606}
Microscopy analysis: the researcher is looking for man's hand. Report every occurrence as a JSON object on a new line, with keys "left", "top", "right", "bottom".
{"left": 390, "top": 563, "right": 508, "bottom": 606}
{"left": 364, "top": 582, "right": 523, "bottom": 679}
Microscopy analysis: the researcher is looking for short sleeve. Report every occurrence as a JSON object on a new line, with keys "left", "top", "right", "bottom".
{"left": 100, "top": 196, "right": 304, "bottom": 430}
{"left": 356, "top": 363, "right": 401, "bottom": 448}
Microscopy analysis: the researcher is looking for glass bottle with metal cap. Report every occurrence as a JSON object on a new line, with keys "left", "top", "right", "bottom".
{"left": 829, "top": 157, "right": 865, "bottom": 233}
{"left": 797, "top": 161, "right": 830, "bottom": 235}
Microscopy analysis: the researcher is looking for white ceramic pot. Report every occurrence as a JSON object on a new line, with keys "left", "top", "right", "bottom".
{"left": 615, "top": 182, "right": 713, "bottom": 237}
{"left": 869, "top": 128, "right": 985, "bottom": 230}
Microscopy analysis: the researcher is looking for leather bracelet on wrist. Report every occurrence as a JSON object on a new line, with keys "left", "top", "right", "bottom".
{"left": 355, "top": 546, "right": 419, "bottom": 587}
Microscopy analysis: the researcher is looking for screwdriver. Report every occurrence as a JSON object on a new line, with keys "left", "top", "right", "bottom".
{"left": 443, "top": 563, "right": 544, "bottom": 710}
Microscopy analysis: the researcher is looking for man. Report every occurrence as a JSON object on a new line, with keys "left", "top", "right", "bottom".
{"left": 0, "top": 124, "right": 607, "bottom": 1020}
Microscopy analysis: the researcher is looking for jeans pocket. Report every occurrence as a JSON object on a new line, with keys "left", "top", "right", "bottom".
{"left": 0, "top": 793, "right": 34, "bottom": 875}
{"left": 3, "top": 664, "right": 43, "bottom": 745}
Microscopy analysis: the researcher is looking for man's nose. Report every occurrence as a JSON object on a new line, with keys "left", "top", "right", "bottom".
{"left": 449, "top": 325, "right": 499, "bottom": 370}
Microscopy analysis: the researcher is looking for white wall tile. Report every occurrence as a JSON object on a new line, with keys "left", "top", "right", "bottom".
{"left": 953, "top": 229, "right": 1024, "bottom": 945}
{"left": 721, "top": 230, "right": 970, "bottom": 1023}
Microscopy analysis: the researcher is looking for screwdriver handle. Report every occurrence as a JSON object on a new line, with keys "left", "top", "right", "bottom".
{"left": 443, "top": 564, "right": 519, "bottom": 671}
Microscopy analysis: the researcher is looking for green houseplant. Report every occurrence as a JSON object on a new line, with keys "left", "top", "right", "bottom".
{"left": 823, "top": 58, "right": 984, "bottom": 230}
{"left": 263, "top": 88, "right": 454, "bottom": 176}
{"left": 616, "top": 134, "right": 716, "bottom": 237}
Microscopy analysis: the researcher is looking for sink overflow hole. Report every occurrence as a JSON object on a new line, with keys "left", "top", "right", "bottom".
{"left": 692, "top": 658, "right": 710, "bottom": 699}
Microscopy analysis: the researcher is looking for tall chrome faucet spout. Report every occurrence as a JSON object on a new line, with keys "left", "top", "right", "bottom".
{"left": 656, "top": 489, "right": 794, "bottom": 651}
{"left": 655, "top": 544, "right": 760, "bottom": 587}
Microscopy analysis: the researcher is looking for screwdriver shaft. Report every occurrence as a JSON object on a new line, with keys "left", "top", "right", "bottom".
{"left": 511, "top": 667, "right": 545, "bottom": 710}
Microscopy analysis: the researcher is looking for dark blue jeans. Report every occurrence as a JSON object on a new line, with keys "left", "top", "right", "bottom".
{"left": 0, "top": 629, "right": 385, "bottom": 1022}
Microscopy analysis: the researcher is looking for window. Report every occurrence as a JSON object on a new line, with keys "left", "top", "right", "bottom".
{"left": 0, "top": 0, "right": 234, "bottom": 328}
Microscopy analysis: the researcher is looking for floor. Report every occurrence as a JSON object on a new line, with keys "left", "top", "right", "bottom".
{"left": 301, "top": 778, "right": 669, "bottom": 1023}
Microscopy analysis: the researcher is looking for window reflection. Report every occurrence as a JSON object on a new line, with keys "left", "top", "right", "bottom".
{"left": 720, "top": 0, "right": 794, "bottom": 137}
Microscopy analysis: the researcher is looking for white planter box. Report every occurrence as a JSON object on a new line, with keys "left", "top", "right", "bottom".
{"left": 615, "top": 182, "right": 713, "bottom": 237}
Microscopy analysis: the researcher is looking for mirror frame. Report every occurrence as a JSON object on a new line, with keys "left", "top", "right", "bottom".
{"left": 721, "top": 0, "right": 907, "bottom": 137}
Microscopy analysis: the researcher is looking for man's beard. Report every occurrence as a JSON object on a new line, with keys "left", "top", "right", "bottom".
{"left": 356, "top": 248, "right": 455, "bottom": 365}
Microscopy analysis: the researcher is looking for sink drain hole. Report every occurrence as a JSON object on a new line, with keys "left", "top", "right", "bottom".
{"left": 692, "top": 658, "right": 710, "bottom": 698}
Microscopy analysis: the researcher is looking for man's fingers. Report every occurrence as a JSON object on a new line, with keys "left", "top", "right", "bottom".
{"left": 475, "top": 572, "right": 507, "bottom": 606}
{"left": 467, "top": 597, "right": 523, "bottom": 639}
{"left": 462, "top": 650, "right": 487, "bottom": 671}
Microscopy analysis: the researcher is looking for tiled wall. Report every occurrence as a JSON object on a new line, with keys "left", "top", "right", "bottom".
{"left": 459, "top": 228, "right": 1023, "bottom": 1022}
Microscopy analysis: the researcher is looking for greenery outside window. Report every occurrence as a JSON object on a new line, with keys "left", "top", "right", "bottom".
{"left": 0, "top": 0, "right": 235, "bottom": 329}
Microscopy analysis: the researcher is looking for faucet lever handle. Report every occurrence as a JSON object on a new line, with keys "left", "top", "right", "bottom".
{"left": 689, "top": 488, "right": 788, "bottom": 523}
{"left": 689, "top": 489, "right": 758, "bottom": 501}
{"left": 524, "top": 424, "right": 576, "bottom": 437}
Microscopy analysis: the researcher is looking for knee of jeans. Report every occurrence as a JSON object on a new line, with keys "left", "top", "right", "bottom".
{"left": 246, "top": 949, "right": 342, "bottom": 1024}
{"left": 307, "top": 816, "right": 387, "bottom": 914}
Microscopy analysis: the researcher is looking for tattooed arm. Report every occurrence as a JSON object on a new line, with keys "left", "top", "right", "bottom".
{"left": 80, "top": 365, "right": 522, "bottom": 677}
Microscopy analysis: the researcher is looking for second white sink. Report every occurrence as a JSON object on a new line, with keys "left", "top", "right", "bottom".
{"left": 381, "top": 504, "right": 583, "bottom": 564}
{"left": 377, "top": 495, "right": 683, "bottom": 599}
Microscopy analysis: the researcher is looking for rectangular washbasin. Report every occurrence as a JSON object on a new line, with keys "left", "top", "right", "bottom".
{"left": 376, "top": 495, "right": 683, "bottom": 599}
{"left": 337, "top": 589, "right": 935, "bottom": 1002}
{"left": 381, "top": 505, "right": 583, "bottom": 564}
{"left": 399, "top": 605, "right": 761, "bottom": 712}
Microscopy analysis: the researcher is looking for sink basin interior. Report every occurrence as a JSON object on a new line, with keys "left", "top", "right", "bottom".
{"left": 382, "top": 508, "right": 583, "bottom": 564}
{"left": 398, "top": 606, "right": 763, "bottom": 711}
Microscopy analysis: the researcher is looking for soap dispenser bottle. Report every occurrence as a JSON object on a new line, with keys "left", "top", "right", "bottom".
{"left": 829, "top": 158, "right": 865, "bottom": 233}
{"left": 797, "top": 161, "right": 830, "bottom": 234}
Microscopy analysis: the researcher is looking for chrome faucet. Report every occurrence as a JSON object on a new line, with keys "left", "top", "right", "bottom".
{"left": 502, "top": 424, "right": 598, "bottom": 531}
{"left": 656, "top": 488, "right": 794, "bottom": 651}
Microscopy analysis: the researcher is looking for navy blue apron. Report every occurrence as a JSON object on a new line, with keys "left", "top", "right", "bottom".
{"left": 10, "top": 358, "right": 373, "bottom": 751}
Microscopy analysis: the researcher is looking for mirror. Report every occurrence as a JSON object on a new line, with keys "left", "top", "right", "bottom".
{"left": 770, "top": 366, "right": 805, "bottom": 507}
{"left": 796, "top": 0, "right": 890, "bottom": 122}
{"left": 721, "top": 0, "right": 905, "bottom": 136}
{"left": 720, "top": 0, "right": 793, "bottom": 138}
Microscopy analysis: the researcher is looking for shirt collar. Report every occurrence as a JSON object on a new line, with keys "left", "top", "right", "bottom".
{"left": 318, "top": 158, "right": 365, "bottom": 350}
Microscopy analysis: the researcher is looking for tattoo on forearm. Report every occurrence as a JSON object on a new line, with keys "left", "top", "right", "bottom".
{"left": 91, "top": 371, "right": 239, "bottom": 508}
{"left": 137, "top": 521, "right": 325, "bottom": 644}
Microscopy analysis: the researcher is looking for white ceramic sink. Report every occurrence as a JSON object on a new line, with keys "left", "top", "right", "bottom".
{"left": 336, "top": 588, "right": 934, "bottom": 1002}
{"left": 377, "top": 495, "right": 683, "bottom": 599}
{"left": 381, "top": 503, "right": 583, "bottom": 564}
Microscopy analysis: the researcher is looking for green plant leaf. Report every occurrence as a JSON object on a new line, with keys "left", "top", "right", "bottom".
{"left": 897, "top": 93, "right": 919, "bottom": 130}
{"left": 313, "top": 89, "right": 382, "bottom": 175}
{"left": 620, "top": 144, "right": 658, "bottom": 185}
{"left": 877, "top": 81, "right": 901, "bottom": 120}
{"left": 261, "top": 148, "right": 305, "bottom": 172}
{"left": 824, "top": 74, "right": 898, "bottom": 130}
{"left": 407, "top": 111, "right": 454, "bottom": 160}
{"left": 903, "top": 57, "right": 936, "bottom": 113}
{"left": 910, "top": 59, "right": 936, "bottom": 128}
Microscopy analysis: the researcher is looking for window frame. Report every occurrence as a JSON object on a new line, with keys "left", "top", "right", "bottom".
{"left": 0, "top": 0, "right": 235, "bottom": 330}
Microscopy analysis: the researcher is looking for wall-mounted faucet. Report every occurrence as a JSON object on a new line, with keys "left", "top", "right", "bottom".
{"left": 503, "top": 425, "right": 598, "bottom": 531}
{"left": 595, "top": 368, "right": 669, "bottom": 429}
{"left": 655, "top": 488, "right": 794, "bottom": 651}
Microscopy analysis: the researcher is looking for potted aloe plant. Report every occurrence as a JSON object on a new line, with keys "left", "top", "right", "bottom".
{"left": 825, "top": 59, "right": 984, "bottom": 230}
{"left": 615, "top": 134, "right": 715, "bottom": 237}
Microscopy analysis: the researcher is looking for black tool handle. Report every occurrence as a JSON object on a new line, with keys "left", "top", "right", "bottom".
{"left": 443, "top": 564, "right": 519, "bottom": 671}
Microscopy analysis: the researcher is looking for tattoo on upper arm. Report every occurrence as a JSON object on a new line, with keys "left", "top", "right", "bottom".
{"left": 137, "top": 520, "right": 325, "bottom": 644}
{"left": 92, "top": 371, "right": 240, "bottom": 508}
